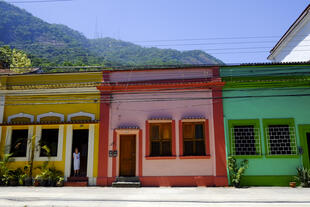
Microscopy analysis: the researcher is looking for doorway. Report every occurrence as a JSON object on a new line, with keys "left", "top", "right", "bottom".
{"left": 71, "top": 129, "right": 89, "bottom": 177}
{"left": 306, "top": 133, "right": 310, "bottom": 164}
{"left": 119, "top": 135, "right": 136, "bottom": 177}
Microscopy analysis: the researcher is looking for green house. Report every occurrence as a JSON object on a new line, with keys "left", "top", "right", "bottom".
{"left": 221, "top": 63, "right": 310, "bottom": 186}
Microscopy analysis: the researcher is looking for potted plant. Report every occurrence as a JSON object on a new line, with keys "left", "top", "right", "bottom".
{"left": 56, "top": 176, "right": 64, "bottom": 187}
{"left": 289, "top": 181, "right": 296, "bottom": 188}
{"left": 227, "top": 156, "right": 249, "bottom": 188}
{"left": 294, "top": 167, "right": 310, "bottom": 187}
{"left": 21, "top": 165, "right": 32, "bottom": 186}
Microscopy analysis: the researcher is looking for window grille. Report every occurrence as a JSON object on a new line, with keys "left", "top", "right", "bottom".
{"left": 231, "top": 126, "right": 261, "bottom": 156}
{"left": 266, "top": 125, "right": 297, "bottom": 155}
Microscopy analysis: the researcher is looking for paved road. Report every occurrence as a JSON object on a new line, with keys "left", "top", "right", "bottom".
{"left": 0, "top": 187, "right": 310, "bottom": 207}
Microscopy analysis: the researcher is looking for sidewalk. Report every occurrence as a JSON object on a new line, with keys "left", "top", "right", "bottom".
{"left": 0, "top": 186, "right": 310, "bottom": 207}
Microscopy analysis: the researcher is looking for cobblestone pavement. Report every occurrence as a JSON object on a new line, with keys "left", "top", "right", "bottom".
{"left": 0, "top": 187, "right": 310, "bottom": 207}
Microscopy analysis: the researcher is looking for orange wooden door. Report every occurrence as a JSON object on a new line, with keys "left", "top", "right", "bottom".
{"left": 119, "top": 135, "right": 136, "bottom": 176}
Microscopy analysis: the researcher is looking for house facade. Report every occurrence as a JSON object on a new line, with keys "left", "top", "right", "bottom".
{"left": 0, "top": 72, "right": 102, "bottom": 185}
{"left": 221, "top": 64, "right": 310, "bottom": 186}
{"left": 96, "top": 67, "right": 227, "bottom": 186}
{"left": 0, "top": 66, "right": 229, "bottom": 187}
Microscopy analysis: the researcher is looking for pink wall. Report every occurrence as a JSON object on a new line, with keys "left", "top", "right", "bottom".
{"left": 108, "top": 91, "right": 215, "bottom": 177}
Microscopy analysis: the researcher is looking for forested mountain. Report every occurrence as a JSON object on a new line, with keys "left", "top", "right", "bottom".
{"left": 0, "top": 1, "right": 223, "bottom": 69}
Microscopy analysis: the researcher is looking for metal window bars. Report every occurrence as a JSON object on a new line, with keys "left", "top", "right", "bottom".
{"left": 230, "top": 126, "right": 261, "bottom": 156}
{"left": 266, "top": 126, "right": 297, "bottom": 155}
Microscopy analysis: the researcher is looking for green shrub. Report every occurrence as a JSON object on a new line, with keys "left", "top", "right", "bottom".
{"left": 227, "top": 156, "right": 249, "bottom": 188}
{"left": 0, "top": 154, "right": 13, "bottom": 185}
{"left": 295, "top": 167, "right": 310, "bottom": 187}
{"left": 35, "top": 161, "right": 64, "bottom": 186}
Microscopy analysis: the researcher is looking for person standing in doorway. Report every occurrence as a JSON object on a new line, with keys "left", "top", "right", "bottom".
{"left": 73, "top": 147, "right": 80, "bottom": 176}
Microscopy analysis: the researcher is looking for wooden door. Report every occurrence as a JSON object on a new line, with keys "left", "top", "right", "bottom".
{"left": 119, "top": 135, "right": 136, "bottom": 177}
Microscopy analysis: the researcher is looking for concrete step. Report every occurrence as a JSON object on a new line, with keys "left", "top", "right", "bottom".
{"left": 112, "top": 181, "right": 141, "bottom": 187}
{"left": 115, "top": 176, "right": 140, "bottom": 182}
{"left": 67, "top": 176, "right": 88, "bottom": 182}
{"left": 64, "top": 181, "right": 88, "bottom": 187}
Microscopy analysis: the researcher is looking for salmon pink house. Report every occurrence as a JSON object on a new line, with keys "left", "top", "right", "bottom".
{"left": 96, "top": 66, "right": 228, "bottom": 187}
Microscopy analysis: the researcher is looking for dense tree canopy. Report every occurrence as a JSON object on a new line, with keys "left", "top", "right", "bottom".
{"left": 0, "top": 46, "right": 32, "bottom": 73}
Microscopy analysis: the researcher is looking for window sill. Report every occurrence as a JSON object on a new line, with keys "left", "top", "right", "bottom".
{"left": 145, "top": 156, "right": 177, "bottom": 160}
{"left": 265, "top": 154, "right": 300, "bottom": 159}
{"left": 230, "top": 155, "right": 263, "bottom": 159}
{"left": 10, "top": 157, "right": 28, "bottom": 161}
{"left": 179, "top": 155, "right": 211, "bottom": 159}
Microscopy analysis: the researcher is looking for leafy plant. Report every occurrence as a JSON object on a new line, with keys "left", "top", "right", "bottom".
{"left": 294, "top": 167, "right": 310, "bottom": 187}
{"left": 0, "top": 153, "right": 13, "bottom": 185}
{"left": 227, "top": 156, "right": 249, "bottom": 188}
{"left": 8, "top": 168, "right": 27, "bottom": 186}
{"left": 35, "top": 145, "right": 64, "bottom": 186}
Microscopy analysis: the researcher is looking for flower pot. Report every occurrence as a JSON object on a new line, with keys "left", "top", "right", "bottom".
{"left": 24, "top": 177, "right": 32, "bottom": 186}
{"left": 34, "top": 180, "right": 40, "bottom": 186}
{"left": 9, "top": 179, "right": 18, "bottom": 186}
{"left": 39, "top": 179, "right": 48, "bottom": 187}
{"left": 56, "top": 180, "right": 64, "bottom": 187}
{"left": 289, "top": 182, "right": 296, "bottom": 188}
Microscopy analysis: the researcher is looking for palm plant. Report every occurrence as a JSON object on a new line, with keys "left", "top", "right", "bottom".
{"left": 295, "top": 167, "right": 310, "bottom": 187}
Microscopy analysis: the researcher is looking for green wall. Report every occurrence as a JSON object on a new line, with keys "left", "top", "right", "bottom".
{"left": 223, "top": 87, "right": 310, "bottom": 185}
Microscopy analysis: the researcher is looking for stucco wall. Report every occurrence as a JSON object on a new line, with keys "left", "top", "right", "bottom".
{"left": 0, "top": 94, "right": 100, "bottom": 183}
{"left": 223, "top": 88, "right": 309, "bottom": 176}
{"left": 109, "top": 91, "right": 216, "bottom": 177}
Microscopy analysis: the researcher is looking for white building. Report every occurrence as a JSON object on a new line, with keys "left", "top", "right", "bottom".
{"left": 268, "top": 4, "right": 310, "bottom": 62}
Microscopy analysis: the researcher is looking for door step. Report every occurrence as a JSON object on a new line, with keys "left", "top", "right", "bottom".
{"left": 64, "top": 181, "right": 88, "bottom": 187}
{"left": 112, "top": 177, "right": 141, "bottom": 187}
{"left": 65, "top": 176, "right": 88, "bottom": 186}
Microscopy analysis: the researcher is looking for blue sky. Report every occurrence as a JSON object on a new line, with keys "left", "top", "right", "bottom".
{"left": 9, "top": 0, "right": 309, "bottom": 64}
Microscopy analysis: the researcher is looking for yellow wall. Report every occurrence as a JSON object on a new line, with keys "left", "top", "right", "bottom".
{"left": 0, "top": 72, "right": 102, "bottom": 178}
{"left": 0, "top": 72, "right": 102, "bottom": 90}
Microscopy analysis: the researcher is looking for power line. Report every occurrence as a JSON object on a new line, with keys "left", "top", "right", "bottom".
{"left": 6, "top": 0, "right": 73, "bottom": 3}
{"left": 131, "top": 35, "right": 310, "bottom": 43}
{"left": 4, "top": 92, "right": 310, "bottom": 106}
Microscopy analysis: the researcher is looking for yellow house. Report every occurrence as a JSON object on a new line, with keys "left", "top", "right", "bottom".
{"left": 0, "top": 71, "right": 102, "bottom": 185}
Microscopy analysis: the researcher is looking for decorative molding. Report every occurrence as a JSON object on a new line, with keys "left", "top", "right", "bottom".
{"left": 64, "top": 125, "right": 73, "bottom": 180}
{"left": 8, "top": 113, "right": 34, "bottom": 123}
{"left": 87, "top": 124, "right": 95, "bottom": 179}
{"left": 147, "top": 120, "right": 172, "bottom": 123}
{"left": 67, "top": 112, "right": 95, "bottom": 121}
{"left": 0, "top": 127, "right": 2, "bottom": 148}
{"left": 0, "top": 95, "right": 5, "bottom": 124}
{"left": 37, "top": 112, "right": 65, "bottom": 122}
{"left": 112, "top": 129, "right": 142, "bottom": 178}
{"left": 34, "top": 125, "right": 64, "bottom": 161}
{"left": 5, "top": 127, "right": 12, "bottom": 154}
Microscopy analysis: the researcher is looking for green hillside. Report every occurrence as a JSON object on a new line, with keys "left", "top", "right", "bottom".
{"left": 0, "top": 1, "right": 223, "bottom": 69}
